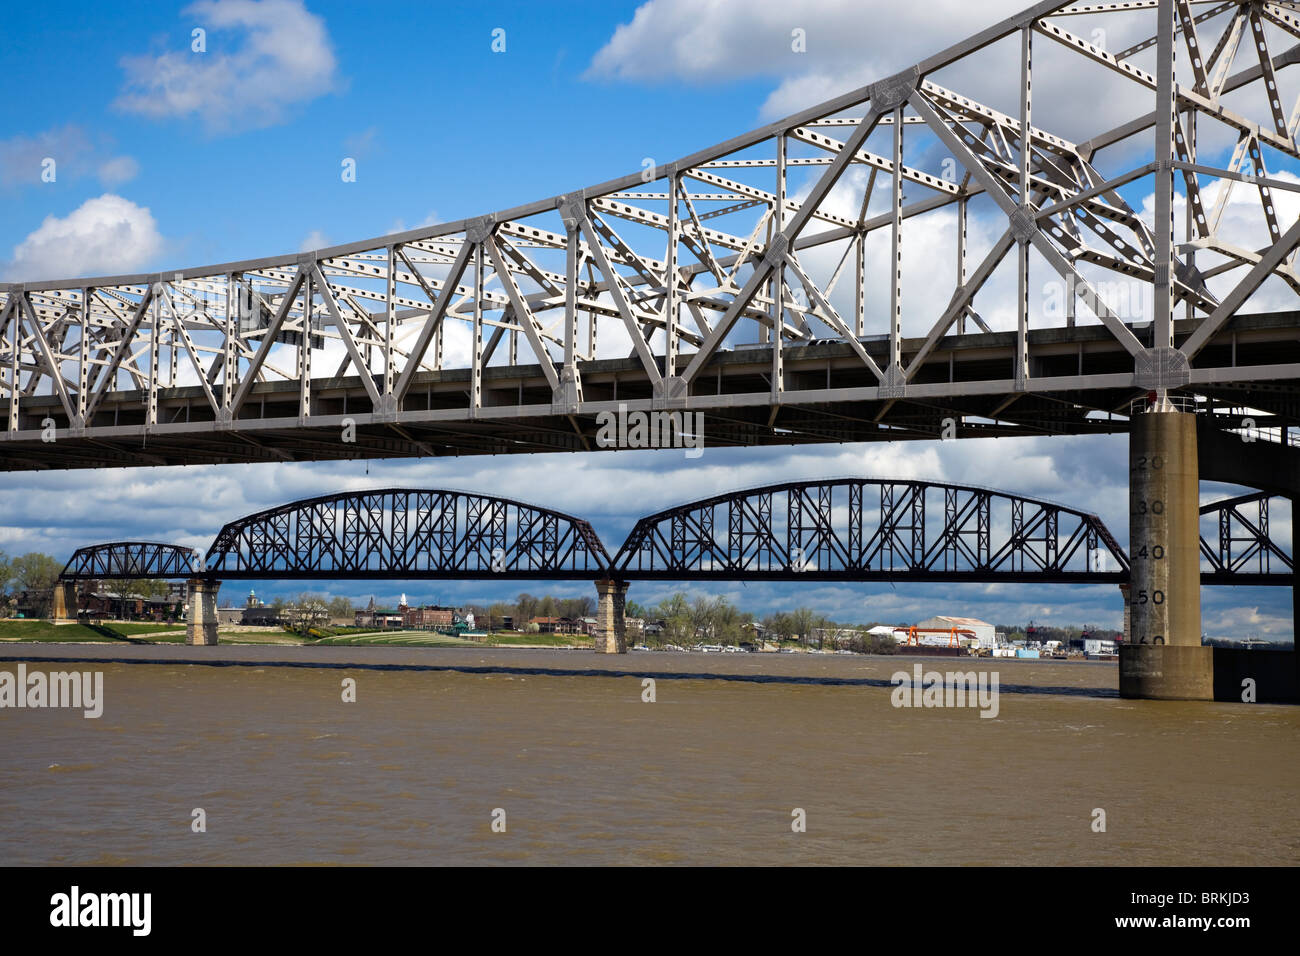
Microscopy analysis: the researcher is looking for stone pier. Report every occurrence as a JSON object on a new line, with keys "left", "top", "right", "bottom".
{"left": 50, "top": 581, "right": 78, "bottom": 624}
{"left": 593, "top": 579, "right": 628, "bottom": 654}
{"left": 1120, "top": 399, "right": 1210, "bottom": 699}
{"left": 1119, "top": 583, "right": 1131, "bottom": 643}
{"left": 186, "top": 578, "right": 221, "bottom": 646}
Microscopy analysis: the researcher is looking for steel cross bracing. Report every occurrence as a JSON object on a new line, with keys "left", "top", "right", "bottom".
{"left": 1199, "top": 489, "right": 1296, "bottom": 582}
{"left": 609, "top": 477, "right": 1128, "bottom": 581}
{"left": 201, "top": 489, "right": 611, "bottom": 579}
{"left": 60, "top": 541, "right": 201, "bottom": 580}
{"left": 56, "top": 481, "right": 1295, "bottom": 584}
{"left": 10, "top": 1, "right": 1300, "bottom": 470}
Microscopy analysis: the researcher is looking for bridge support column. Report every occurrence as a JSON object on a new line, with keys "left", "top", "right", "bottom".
{"left": 50, "top": 581, "right": 78, "bottom": 624}
{"left": 186, "top": 578, "right": 220, "bottom": 646}
{"left": 593, "top": 579, "right": 628, "bottom": 654}
{"left": 1120, "top": 401, "right": 1210, "bottom": 699}
{"left": 1119, "top": 584, "right": 1131, "bottom": 643}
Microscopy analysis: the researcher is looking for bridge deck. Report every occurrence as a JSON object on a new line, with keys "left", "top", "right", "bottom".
{"left": 5, "top": 312, "right": 1299, "bottom": 471}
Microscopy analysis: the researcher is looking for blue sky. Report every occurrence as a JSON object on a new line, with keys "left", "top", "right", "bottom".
{"left": 0, "top": 0, "right": 786, "bottom": 267}
{"left": 1, "top": 0, "right": 1297, "bottom": 640}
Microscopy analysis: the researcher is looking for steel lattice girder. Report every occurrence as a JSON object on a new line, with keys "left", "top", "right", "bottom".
{"left": 8, "top": 1, "right": 1300, "bottom": 470}
{"left": 56, "top": 480, "right": 1299, "bottom": 584}
{"left": 1199, "top": 489, "right": 1295, "bottom": 583}
{"left": 59, "top": 541, "right": 201, "bottom": 580}
{"left": 202, "top": 488, "right": 612, "bottom": 579}
{"left": 609, "top": 477, "right": 1128, "bottom": 582}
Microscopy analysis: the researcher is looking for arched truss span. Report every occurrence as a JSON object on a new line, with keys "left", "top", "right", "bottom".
{"left": 610, "top": 478, "right": 1129, "bottom": 582}
{"left": 202, "top": 488, "right": 612, "bottom": 579}
{"left": 60, "top": 542, "right": 201, "bottom": 580}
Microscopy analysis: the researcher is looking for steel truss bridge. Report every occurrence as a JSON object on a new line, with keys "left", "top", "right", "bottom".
{"left": 9, "top": 1, "right": 1300, "bottom": 471}
{"left": 56, "top": 480, "right": 1292, "bottom": 586}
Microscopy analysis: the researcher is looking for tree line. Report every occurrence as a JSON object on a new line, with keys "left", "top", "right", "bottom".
{"left": 0, "top": 551, "right": 64, "bottom": 616}
{"left": 0, "top": 556, "right": 1125, "bottom": 647}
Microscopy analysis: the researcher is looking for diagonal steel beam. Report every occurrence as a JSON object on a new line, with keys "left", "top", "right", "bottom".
{"left": 17, "top": 292, "right": 75, "bottom": 422}
{"left": 909, "top": 89, "right": 1145, "bottom": 356}
{"left": 576, "top": 213, "right": 664, "bottom": 389}
{"left": 681, "top": 107, "right": 884, "bottom": 386}
{"left": 228, "top": 267, "right": 305, "bottom": 418}
{"left": 485, "top": 236, "right": 561, "bottom": 392}
{"left": 313, "top": 263, "right": 382, "bottom": 408}
{"left": 782, "top": 252, "right": 885, "bottom": 382}
{"left": 392, "top": 241, "right": 474, "bottom": 402}
{"left": 159, "top": 286, "right": 221, "bottom": 415}
{"left": 1180, "top": 215, "right": 1300, "bottom": 358}
{"left": 82, "top": 284, "right": 156, "bottom": 424}
{"left": 905, "top": 230, "right": 1017, "bottom": 380}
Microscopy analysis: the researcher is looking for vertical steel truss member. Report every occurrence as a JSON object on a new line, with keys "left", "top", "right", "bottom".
{"left": 8, "top": 0, "right": 1300, "bottom": 470}
{"left": 57, "top": 482, "right": 1299, "bottom": 585}
{"left": 202, "top": 489, "right": 612, "bottom": 579}
{"left": 1199, "top": 490, "right": 1295, "bottom": 583}
{"left": 610, "top": 478, "right": 1128, "bottom": 581}
{"left": 59, "top": 542, "right": 202, "bottom": 580}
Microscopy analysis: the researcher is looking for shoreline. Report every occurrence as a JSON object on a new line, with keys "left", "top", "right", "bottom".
{"left": 0, "top": 642, "right": 1123, "bottom": 697}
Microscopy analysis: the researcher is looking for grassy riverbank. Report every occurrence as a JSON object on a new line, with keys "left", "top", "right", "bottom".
{"left": 0, "top": 620, "right": 185, "bottom": 643}
{"left": 0, "top": 619, "right": 595, "bottom": 648}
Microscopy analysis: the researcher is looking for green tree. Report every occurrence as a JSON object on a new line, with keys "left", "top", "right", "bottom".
{"left": 102, "top": 578, "right": 171, "bottom": 619}
{"left": 489, "top": 602, "right": 513, "bottom": 632}
{"left": 285, "top": 593, "right": 330, "bottom": 636}
{"left": 10, "top": 553, "right": 62, "bottom": 616}
{"left": 515, "top": 592, "right": 539, "bottom": 625}
{"left": 814, "top": 614, "right": 835, "bottom": 649}
{"left": 690, "top": 595, "right": 714, "bottom": 643}
{"left": 711, "top": 597, "right": 744, "bottom": 646}
{"left": 558, "top": 596, "right": 594, "bottom": 620}
{"left": 655, "top": 593, "right": 693, "bottom": 646}
{"left": 762, "top": 612, "right": 795, "bottom": 644}
{"left": 791, "top": 606, "right": 816, "bottom": 646}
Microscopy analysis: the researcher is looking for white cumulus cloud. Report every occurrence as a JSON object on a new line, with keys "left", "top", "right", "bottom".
{"left": 116, "top": 0, "right": 339, "bottom": 133}
{"left": 585, "top": 0, "right": 1281, "bottom": 145}
{"left": 6, "top": 194, "right": 165, "bottom": 281}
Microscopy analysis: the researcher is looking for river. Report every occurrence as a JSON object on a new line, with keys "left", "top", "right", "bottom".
{"left": 1, "top": 646, "right": 1296, "bottom": 865}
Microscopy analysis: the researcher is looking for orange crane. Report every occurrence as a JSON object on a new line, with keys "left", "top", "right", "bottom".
{"left": 893, "top": 626, "right": 977, "bottom": 648}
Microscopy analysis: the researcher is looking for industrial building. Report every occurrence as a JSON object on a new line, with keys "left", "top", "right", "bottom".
{"left": 913, "top": 616, "right": 997, "bottom": 649}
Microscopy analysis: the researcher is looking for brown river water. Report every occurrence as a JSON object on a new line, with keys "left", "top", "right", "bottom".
{"left": 1, "top": 646, "right": 1297, "bottom": 865}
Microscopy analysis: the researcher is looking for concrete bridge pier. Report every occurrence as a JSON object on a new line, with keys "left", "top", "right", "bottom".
{"left": 1120, "top": 399, "right": 1210, "bottom": 699}
{"left": 50, "top": 581, "right": 78, "bottom": 624}
{"left": 593, "top": 579, "right": 628, "bottom": 654}
{"left": 186, "top": 578, "right": 221, "bottom": 646}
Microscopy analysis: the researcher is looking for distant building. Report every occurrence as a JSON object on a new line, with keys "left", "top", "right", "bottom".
{"left": 915, "top": 615, "right": 996, "bottom": 648}
{"left": 402, "top": 605, "right": 458, "bottom": 629}
{"left": 74, "top": 580, "right": 183, "bottom": 621}
{"left": 237, "top": 588, "right": 282, "bottom": 626}
{"left": 531, "top": 616, "right": 581, "bottom": 634}
{"left": 355, "top": 597, "right": 402, "bottom": 628}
